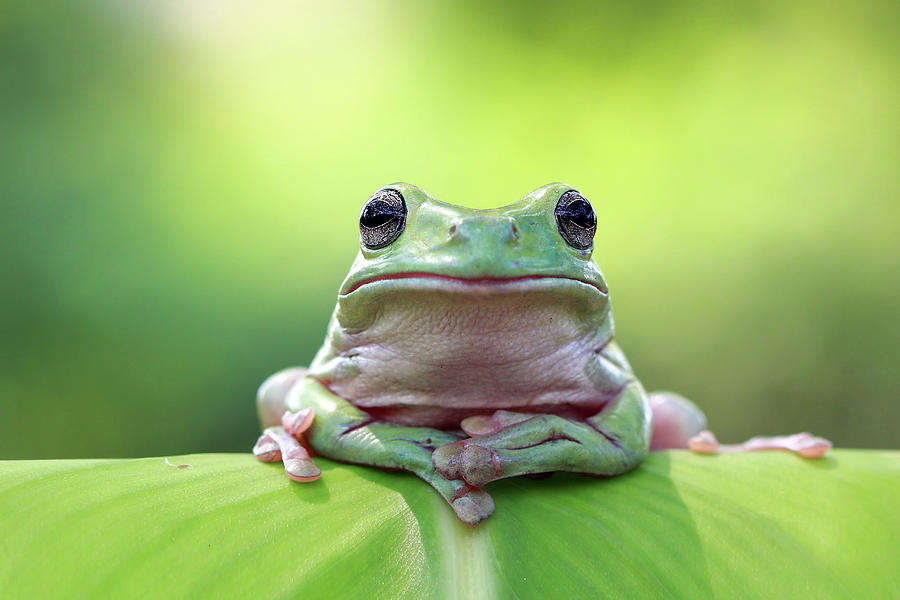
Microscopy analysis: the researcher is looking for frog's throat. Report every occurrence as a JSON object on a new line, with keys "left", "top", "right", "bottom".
{"left": 309, "top": 277, "right": 623, "bottom": 428}
{"left": 342, "top": 272, "right": 609, "bottom": 296}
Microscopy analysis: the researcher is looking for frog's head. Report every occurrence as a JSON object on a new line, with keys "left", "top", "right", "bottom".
{"left": 340, "top": 182, "right": 609, "bottom": 299}
{"left": 317, "top": 183, "right": 617, "bottom": 416}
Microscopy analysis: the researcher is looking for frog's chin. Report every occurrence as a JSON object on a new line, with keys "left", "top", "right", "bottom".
{"left": 341, "top": 272, "right": 608, "bottom": 296}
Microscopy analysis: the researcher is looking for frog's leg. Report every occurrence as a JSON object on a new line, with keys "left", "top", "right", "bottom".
{"left": 301, "top": 379, "right": 495, "bottom": 525}
{"left": 461, "top": 398, "right": 704, "bottom": 449}
{"left": 433, "top": 381, "right": 651, "bottom": 488}
{"left": 254, "top": 372, "right": 495, "bottom": 525}
{"left": 646, "top": 391, "right": 831, "bottom": 458}
{"left": 256, "top": 367, "right": 308, "bottom": 428}
{"left": 688, "top": 430, "right": 831, "bottom": 458}
{"left": 254, "top": 368, "right": 321, "bottom": 481}
{"left": 647, "top": 392, "right": 707, "bottom": 450}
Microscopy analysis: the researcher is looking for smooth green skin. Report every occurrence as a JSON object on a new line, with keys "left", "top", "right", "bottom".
{"left": 261, "top": 183, "right": 653, "bottom": 524}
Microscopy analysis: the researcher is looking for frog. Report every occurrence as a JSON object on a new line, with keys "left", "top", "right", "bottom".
{"left": 253, "top": 183, "right": 831, "bottom": 526}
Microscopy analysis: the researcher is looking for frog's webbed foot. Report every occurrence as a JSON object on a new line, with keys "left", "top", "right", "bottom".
{"left": 253, "top": 408, "right": 321, "bottom": 481}
{"left": 688, "top": 430, "right": 832, "bottom": 459}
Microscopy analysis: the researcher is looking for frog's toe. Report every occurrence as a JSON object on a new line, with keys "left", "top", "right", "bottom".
{"left": 283, "top": 450, "right": 322, "bottom": 482}
{"left": 689, "top": 430, "right": 832, "bottom": 458}
{"left": 460, "top": 411, "right": 539, "bottom": 437}
{"left": 460, "top": 415, "right": 496, "bottom": 436}
{"left": 747, "top": 432, "right": 832, "bottom": 458}
{"left": 687, "top": 430, "right": 720, "bottom": 454}
{"left": 253, "top": 433, "right": 281, "bottom": 462}
{"left": 791, "top": 433, "right": 833, "bottom": 458}
{"left": 450, "top": 487, "right": 495, "bottom": 526}
{"left": 261, "top": 426, "right": 322, "bottom": 482}
{"left": 459, "top": 444, "right": 502, "bottom": 487}
{"left": 282, "top": 407, "right": 315, "bottom": 437}
{"left": 432, "top": 441, "right": 467, "bottom": 480}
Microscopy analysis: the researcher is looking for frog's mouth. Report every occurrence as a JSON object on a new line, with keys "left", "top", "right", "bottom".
{"left": 342, "top": 272, "right": 608, "bottom": 296}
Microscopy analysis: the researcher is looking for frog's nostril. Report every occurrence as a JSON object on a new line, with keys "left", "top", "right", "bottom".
{"left": 448, "top": 222, "right": 461, "bottom": 240}
{"left": 505, "top": 218, "right": 520, "bottom": 244}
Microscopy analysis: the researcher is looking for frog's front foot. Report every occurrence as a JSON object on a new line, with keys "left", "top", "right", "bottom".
{"left": 253, "top": 408, "right": 322, "bottom": 482}
{"left": 433, "top": 441, "right": 502, "bottom": 488}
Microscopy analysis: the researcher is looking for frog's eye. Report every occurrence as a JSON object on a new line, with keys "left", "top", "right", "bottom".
{"left": 360, "top": 189, "right": 407, "bottom": 249}
{"left": 555, "top": 190, "right": 596, "bottom": 250}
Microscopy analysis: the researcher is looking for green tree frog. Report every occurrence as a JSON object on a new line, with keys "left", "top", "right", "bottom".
{"left": 253, "top": 183, "right": 830, "bottom": 525}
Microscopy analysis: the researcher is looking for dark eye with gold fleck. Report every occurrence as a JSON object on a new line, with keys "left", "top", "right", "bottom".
{"left": 555, "top": 190, "right": 596, "bottom": 250}
{"left": 360, "top": 189, "right": 406, "bottom": 249}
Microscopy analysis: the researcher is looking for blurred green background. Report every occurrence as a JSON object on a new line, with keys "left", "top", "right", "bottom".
{"left": 2, "top": 1, "right": 898, "bottom": 459}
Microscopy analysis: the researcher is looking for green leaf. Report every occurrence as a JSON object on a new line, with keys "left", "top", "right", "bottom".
{"left": 1, "top": 450, "right": 897, "bottom": 599}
